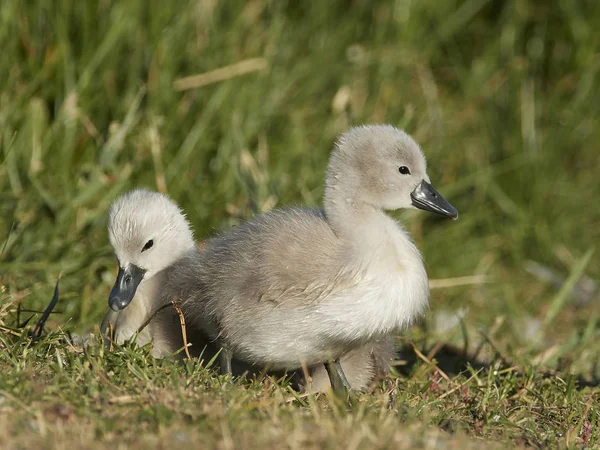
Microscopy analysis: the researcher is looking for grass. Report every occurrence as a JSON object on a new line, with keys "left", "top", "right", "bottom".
{"left": 1, "top": 0, "right": 599, "bottom": 448}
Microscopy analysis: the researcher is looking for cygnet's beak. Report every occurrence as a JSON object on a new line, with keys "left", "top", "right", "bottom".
{"left": 109, "top": 264, "right": 145, "bottom": 311}
{"left": 410, "top": 180, "right": 458, "bottom": 219}
{"left": 100, "top": 309, "right": 119, "bottom": 336}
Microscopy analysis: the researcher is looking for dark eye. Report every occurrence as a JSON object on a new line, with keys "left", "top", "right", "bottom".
{"left": 141, "top": 239, "right": 154, "bottom": 252}
{"left": 399, "top": 166, "right": 411, "bottom": 175}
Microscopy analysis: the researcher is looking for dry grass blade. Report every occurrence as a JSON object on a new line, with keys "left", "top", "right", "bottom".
{"left": 171, "top": 300, "right": 192, "bottom": 360}
{"left": 0, "top": 326, "right": 21, "bottom": 337}
{"left": 0, "top": 285, "right": 15, "bottom": 327}
{"left": 173, "top": 58, "right": 269, "bottom": 91}
{"left": 108, "top": 395, "right": 138, "bottom": 405}
{"left": 437, "top": 370, "right": 482, "bottom": 400}
{"left": 284, "top": 391, "right": 313, "bottom": 403}
{"left": 410, "top": 341, "right": 451, "bottom": 383}
{"left": 0, "top": 289, "right": 21, "bottom": 336}
{"left": 429, "top": 275, "right": 488, "bottom": 289}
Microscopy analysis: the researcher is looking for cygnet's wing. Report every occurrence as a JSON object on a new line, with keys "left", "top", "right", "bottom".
{"left": 180, "top": 208, "right": 361, "bottom": 315}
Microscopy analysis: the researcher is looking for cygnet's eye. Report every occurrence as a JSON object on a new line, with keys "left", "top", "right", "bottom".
{"left": 398, "top": 166, "right": 411, "bottom": 175}
{"left": 141, "top": 239, "right": 154, "bottom": 252}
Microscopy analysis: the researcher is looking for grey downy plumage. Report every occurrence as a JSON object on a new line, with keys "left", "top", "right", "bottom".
{"left": 170, "top": 124, "right": 457, "bottom": 393}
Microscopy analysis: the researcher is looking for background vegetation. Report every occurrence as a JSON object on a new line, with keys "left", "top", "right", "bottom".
{"left": 1, "top": 0, "right": 599, "bottom": 448}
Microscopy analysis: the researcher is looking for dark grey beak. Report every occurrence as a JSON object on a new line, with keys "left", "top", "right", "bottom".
{"left": 410, "top": 180, "right": 458, "bottom": 219}
{"left": 109, "top": 264, "right": 145, "bottom": 311}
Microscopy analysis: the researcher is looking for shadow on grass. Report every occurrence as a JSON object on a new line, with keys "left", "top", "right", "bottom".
{"left": 396, "top": 341, "right": 600, "bottom": 389}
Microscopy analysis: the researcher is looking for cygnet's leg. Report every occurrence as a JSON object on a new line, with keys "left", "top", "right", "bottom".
{"left": 219, "top": 346, "right": 233, "bottom": 375}
{"left": 325, "top": 359, "right": 351, "bottom": 395}
{"left": 305, "top": 338, "right": 395, "bottom": 392}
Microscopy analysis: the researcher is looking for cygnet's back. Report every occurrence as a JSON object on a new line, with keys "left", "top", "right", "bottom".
{"left": 193, "top": 208, "right": 343, "bottom": 303}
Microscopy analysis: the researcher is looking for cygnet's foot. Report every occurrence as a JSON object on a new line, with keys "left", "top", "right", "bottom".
{"left": 325, "top": 359, "right": 352, "bottom": 396}
{"left": 219, "top": 347, "right": 233, "bottom": 375}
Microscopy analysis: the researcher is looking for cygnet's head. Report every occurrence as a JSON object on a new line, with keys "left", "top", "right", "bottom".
{"left": 107, "top": 189, "right": 195, "bottom": 311}
{"left": 327, "top": 125, "right": 457, "bottom": 218}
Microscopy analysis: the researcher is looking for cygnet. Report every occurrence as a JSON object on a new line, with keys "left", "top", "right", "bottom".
{"left": 173, "top": 124, "right": 457, "bottom": 393}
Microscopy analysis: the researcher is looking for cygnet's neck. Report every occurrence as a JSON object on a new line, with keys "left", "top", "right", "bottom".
{"left": 136, "top": 270, "right": 169, "bottom": 309}
{"left": 322, "top": 170, "right": 429, "bottom": 339}
{"left": 324, "top": 176, "right": 421, "bottom": 270}
{"left": 112, "top": 271, "right": 168, "bottom": 346}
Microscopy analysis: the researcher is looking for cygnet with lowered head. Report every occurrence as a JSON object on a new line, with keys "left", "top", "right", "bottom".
{"left": 175, "top": 124, "right": 458, "bottom": 393}
{"left": 103, "top": 189, "right": 198, "bottom": 357}
{"left": 103, "top": 189, "right": 394, "bottom": 391}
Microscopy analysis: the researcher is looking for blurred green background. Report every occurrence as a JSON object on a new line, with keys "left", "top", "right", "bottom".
{"left": 1, "top": 0, "right": 599, "bottom": 376}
